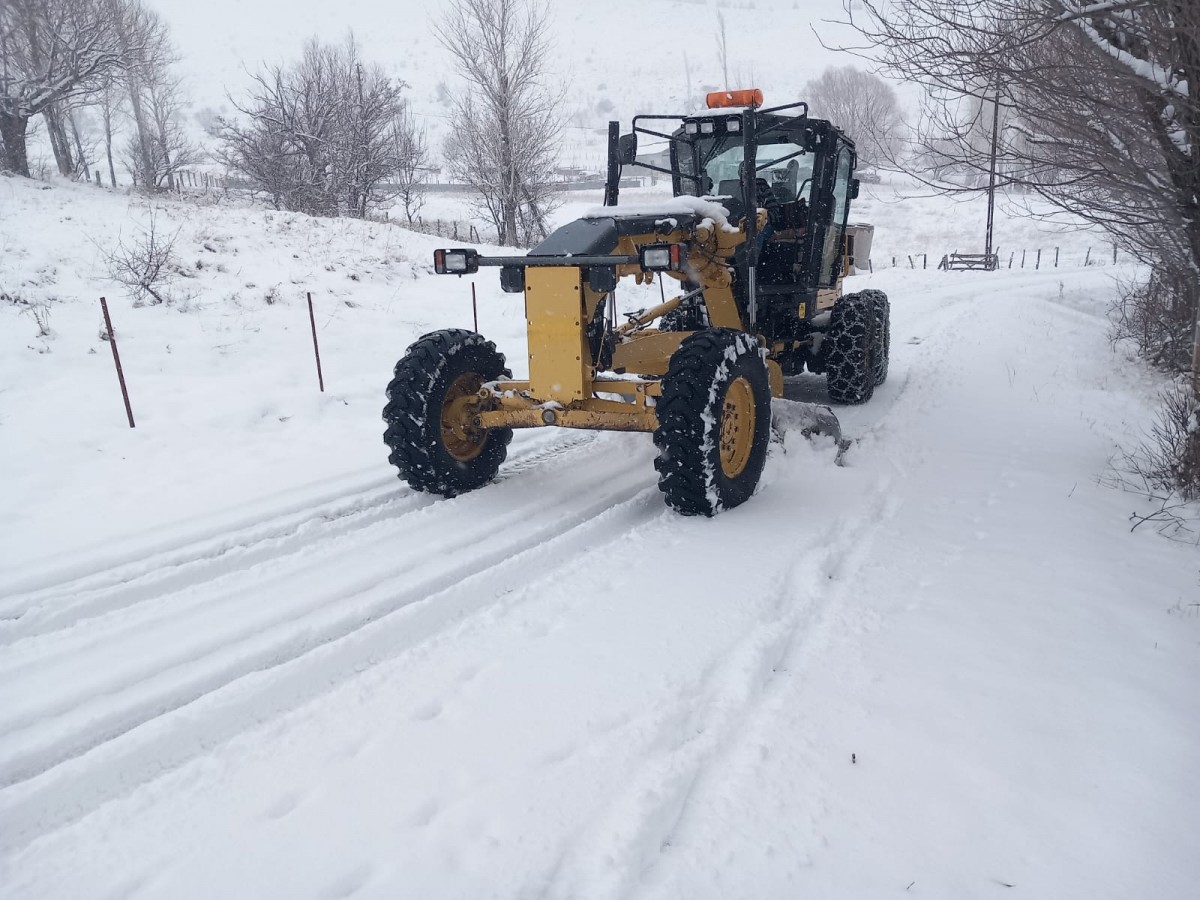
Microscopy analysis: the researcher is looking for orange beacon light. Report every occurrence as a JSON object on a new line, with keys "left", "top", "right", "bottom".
{"left": 706, "top": 88, "right": 764, "bottom": 109}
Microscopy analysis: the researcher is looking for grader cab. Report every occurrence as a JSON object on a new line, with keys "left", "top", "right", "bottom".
{"left": 383, "top": 90, "right": 890, "bottom": 516}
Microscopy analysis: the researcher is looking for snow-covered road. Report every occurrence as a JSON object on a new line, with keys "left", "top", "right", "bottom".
{"left": 4, "top": 260, "right": 1197, "bottom": 898}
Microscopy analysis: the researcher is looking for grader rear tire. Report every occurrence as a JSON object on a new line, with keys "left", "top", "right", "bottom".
{"left": 863, "top": 288, "right": 891, "bottom": 386}
{"left": 826, "top": 292, "right": 876, "bottom": 405}
{"left": 383, "top": 329, "right": 513, "bottom": 497}
{"left": 653, "top": 329, "right": 772, "bottom": 516}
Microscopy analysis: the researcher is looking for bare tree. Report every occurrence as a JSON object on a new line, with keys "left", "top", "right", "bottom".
{"left": 103, "top": 209, "right": 180, "bottom": 305}
{"left": 392, "top": 107, "right": 429, "bottom": 224}
{"left": 435, "top": 0, "right": 563, "bottom": 246}
{"left": 803, "top": 65, "right": 905, "bottom": 169}
{"left": 125, "top": 59, "right": 198, "bottom": 189}
{"left": 683, "top": 51, "right": 694, "bottom": 110}
{"left": 42, "top": 101, "right": 80, "bottom": 175}
{"left": 337, "top": 50, "right": 412, "bottom": 217}
{"left": 716, "top": 12, "right": 730, "bottom": 92}
{"left": 220, "top": 35, "right": 416, "bottom": 218}
{"left": 0, "top": 0, "right": 135, "bottom": 177}
{"left": 844, "top": 0, "right": 1200, "bottom": 490}
{"left": 97, "top": 72, "right": 122, "bottom": 186}
{"left": 111, "top": 2, "right": 197, "bottom": 191}
{"left": 109, "top": 0, "right": 156, "bottom": 187}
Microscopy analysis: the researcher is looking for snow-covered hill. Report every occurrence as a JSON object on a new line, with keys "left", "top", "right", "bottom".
{"left": 1, "top": 173, "right": 1198, "bottom": 898}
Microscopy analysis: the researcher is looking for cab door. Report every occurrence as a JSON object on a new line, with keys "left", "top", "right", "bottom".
{"left": 818, "top": 141, "right": 855, "bottom": 287}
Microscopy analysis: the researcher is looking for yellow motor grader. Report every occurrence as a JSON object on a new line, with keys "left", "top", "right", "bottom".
{"left": 383, "top": 90, "right": 889, "bottom": 515}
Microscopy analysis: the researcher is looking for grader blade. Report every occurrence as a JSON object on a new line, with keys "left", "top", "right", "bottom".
{"left": 770, "top": 398, "right": 851, "bottom": 463}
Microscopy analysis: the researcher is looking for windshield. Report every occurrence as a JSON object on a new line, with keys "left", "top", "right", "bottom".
{"left": 677, "top": 135, "right": 814, "bottom": 205}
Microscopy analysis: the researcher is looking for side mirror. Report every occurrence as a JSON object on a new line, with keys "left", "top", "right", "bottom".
{"left": 617, "top": 133, "right": 638, "bottom": 166}
{"left": 849, "top": 178, "right": 861, "bottom": 200}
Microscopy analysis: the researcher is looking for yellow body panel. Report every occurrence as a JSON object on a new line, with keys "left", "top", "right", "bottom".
{"left": 611, "top": 331, "right": 690, "bottom": 376}
{"left": 766, "top": 359, "right": 784, "bottom": 397}
{"left": 502, "top": 211, "right": 850, "bottom": 423}
{"left": 526, "top": 267, "right": 591, "bottom": 404}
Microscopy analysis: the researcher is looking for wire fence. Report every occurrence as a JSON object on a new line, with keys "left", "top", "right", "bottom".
{"left": 874, "top": 246, "right": 1124, "bottom": 272}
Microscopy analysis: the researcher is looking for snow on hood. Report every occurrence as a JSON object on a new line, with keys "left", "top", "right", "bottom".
{"left": 581, "top": 196, "right": 741, "bottom": 233}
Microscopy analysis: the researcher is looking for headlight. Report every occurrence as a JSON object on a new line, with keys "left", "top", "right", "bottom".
{"left": 700, "top": 120, "right": 715, "bottom": 135}
{"left": 639, "top": 243, "right": 687, "bottom": 272}
{"left": 434, "top": 248, "right": 479, "bottom": 275}
{"left": 726, "top": 117, "right": 741, "bottom": 133}
{"left": 685, "top": 121, "right": 699, "bottom": 135}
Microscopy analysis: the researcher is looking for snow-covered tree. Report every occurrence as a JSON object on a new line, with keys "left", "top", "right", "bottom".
{"left": 116, "top": 7, "right": 195, "bottom": 190}
{"left": 803, "top": 65, "right": 906, "bottom": 170}
{"left": 0, "top": 0, "right": 135, "bottom": 176}
{"left": 220, "top": 35, "right": 420, "bottom": 218}
{"left": 113, "top": 1, "right": 196, "bottom": 192}
{"left": 435, "top": 0, "right": 563, "bottom": 246}
{"left": 847, "top": 0, "right": 1200, "bottom": 493}
{"left": 392, "top": 107, "right": 429, "bottom": 225}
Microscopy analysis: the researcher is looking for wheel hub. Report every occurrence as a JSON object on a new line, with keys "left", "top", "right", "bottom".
{"left": 718, "top": 376, "right": 756, "bottom": 478}
{"left": 441, "top": 373, "right": 487, "bottom": 461}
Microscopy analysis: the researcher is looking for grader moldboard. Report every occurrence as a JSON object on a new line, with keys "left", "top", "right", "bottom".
{"left": 383, "top": 89, "right": 890, "bottom": 516}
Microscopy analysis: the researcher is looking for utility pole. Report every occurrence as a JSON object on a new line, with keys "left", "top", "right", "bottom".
{"left": 984, "top": 86, "right": 1001, "bottom": 269}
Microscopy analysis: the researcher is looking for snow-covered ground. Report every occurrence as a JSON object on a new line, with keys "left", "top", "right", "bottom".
{"left": 1, "top": 173, "right": 1198, "bottom": 898}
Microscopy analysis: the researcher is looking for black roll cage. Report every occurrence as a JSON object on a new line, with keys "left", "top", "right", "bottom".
{"left": 603, "top": 100, "right": 859, "bottom": 326}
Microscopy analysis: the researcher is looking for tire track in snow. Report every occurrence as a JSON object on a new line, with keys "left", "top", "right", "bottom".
{"left": 0, "top": 431, "right": 597, "bottom": 643}
{"left": 541, "top": 480, "right": 899, "bottom": 900}
{"left": 540, "top": 275, "right": 1053, "bottom": 897}
{"left": 0, "top": 441, "right": 663, "bottom": 852}
{"left": 0, "top": 433, "right": 623, "bottom": 779}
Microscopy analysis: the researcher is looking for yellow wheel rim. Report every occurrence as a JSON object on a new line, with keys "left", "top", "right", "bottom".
{"left": 718, "top": 376, "right": 756, "bottom": 479}
{"left": 441, "top": 373, "right": 486, "bottom": 462}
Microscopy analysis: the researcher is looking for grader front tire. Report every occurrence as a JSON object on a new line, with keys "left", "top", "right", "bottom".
{"left": 653, "top": 329, "right": 772, "bottom": 516}
{"left": 383, "top": 329, "right": 513, "bottom": 497}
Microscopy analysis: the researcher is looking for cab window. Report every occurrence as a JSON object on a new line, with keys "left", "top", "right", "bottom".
{"left": 821, "top": 149, "right": 853, "bottom": 284}
{"left": 756, "top": 142, "right": 813, "bottom": 205}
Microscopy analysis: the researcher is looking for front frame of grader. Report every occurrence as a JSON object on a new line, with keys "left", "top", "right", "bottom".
{"left": 432, "top": 97, "right": 861, "bottom": 437}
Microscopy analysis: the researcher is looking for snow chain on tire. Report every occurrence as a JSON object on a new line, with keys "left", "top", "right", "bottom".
{"left": 383, "top": 328, "right": 513, "bottom": 497}
{"left": 653, "top": 328, "right": 772, "bottom": 516}
{"left": 826, "top": 292, "right": 876, "bottom": 404}
{"left": 861, "top": 288, "right": 890, "bottom": 386}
